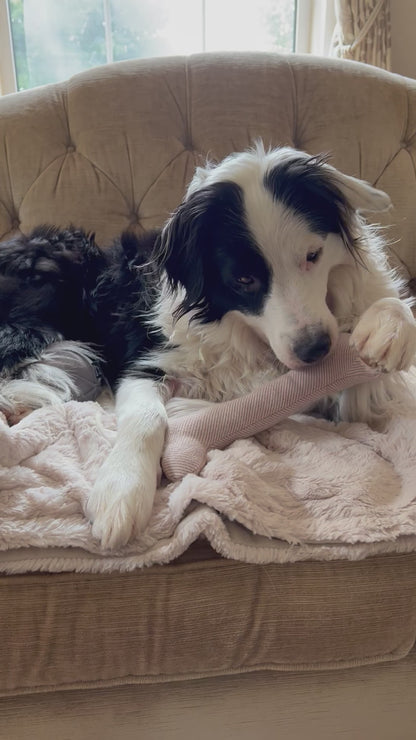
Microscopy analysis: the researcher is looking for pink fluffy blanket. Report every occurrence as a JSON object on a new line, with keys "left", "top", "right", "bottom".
{"left": 1, "top": 399, "right": 416, "bottom": 574}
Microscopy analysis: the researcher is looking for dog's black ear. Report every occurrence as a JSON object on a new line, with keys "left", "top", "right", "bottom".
{"left": 157, "top": 188, "right": 214, "bottom": 319}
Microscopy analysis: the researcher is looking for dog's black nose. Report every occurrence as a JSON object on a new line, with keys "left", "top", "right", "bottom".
{"left": 293, "top": 330, "right": 332, "bottom": 364}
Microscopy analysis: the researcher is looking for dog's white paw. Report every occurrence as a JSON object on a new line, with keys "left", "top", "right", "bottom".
{"left": 86, "top": 456, "right": 157, "bottom": 549}
{"left": 351, "top": 297, "right": 416, "bottom": 372}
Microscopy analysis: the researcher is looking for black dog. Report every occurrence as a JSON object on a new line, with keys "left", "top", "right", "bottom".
{"left": 0, "top": 225, "right": 165, "bottom": 384}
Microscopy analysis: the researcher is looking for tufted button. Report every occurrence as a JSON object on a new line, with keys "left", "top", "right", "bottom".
{"left": 11, "top": 218, "right": 20, "bottom": 230}
{"left": 67, "top": 144, "right": 75, "bottom": 153}
{"left": 182, "top": 135, "right": 195, "bottom": 152}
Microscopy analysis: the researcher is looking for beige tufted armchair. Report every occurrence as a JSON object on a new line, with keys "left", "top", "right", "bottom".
{"left": 0, "top": 53, "right": 416, "bottom": 736}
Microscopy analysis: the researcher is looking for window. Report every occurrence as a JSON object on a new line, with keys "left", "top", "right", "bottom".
{"left": 0, "top": 1, "right": 335, "bottom": 95}
{"left": 1, "top": 0, "right": 296, "bottom": 92}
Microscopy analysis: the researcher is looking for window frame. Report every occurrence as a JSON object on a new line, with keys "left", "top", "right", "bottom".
{"left": 0, "top": 0, "right": 16, "bottom": 94}
{"left": 0, "top": 0, "right": 334, "bottom": 95}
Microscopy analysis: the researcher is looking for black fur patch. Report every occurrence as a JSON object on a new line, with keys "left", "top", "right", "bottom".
{"left": 0, "top": 227, "right": 104, "bottom": 371}
{"left": 263, "top": 154, "right": 357, "bottom": 251}
{"left": 0, "top": 226, "right": 166, "bottom": 386}
{"left": 158, "top": 181, "right": 271, "bottom": 323}
{"left": 90, "top": 230, "right": 166, "bottom": 384}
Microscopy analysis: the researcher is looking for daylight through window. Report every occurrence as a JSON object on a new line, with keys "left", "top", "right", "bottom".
{"left": 8, "top": 0, "right": 297, "bottom": 91}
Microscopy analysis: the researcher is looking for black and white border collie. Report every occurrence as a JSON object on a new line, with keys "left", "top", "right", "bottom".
{"left": 1, "top": 143, "right": 416, "bottom": 548}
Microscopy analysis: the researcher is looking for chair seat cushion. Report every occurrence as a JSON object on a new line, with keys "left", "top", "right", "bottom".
{"left": 1, "top": 542, "right": 415, "bottom": 696}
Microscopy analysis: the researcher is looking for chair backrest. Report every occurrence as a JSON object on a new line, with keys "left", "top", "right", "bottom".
{"left": 1, "top": 52, "right": 415, "bottom": 284}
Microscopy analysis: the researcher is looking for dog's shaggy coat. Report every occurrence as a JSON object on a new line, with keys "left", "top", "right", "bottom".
{"left": 1, "top": 144, "right": 416, "bottom": 547}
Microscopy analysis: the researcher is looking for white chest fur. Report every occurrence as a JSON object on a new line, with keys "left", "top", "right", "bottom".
{"left": 147, "top": 303, "right": 283, "bottom": 402}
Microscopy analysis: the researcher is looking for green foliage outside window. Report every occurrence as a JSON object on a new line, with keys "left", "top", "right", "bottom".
{"left": 8, "top": 0, "right": 295, "bottom": 91}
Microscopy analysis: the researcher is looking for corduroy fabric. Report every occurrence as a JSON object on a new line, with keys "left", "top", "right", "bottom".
{"left": 1, "top": 549, "right": 416, "bottom": 696}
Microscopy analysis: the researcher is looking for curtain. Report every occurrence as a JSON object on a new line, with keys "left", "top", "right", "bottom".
{"left": 331, "top": 0, "right": 391, "bottom": 70}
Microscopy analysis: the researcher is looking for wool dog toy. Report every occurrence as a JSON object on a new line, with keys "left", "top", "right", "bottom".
{"left": 161, "top": 334, "right": 381, "bottom": 481}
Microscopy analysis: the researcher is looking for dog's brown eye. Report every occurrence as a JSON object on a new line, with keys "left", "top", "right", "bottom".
{"left": 307, "top": 248, "right": 322, "bottom": 264}
{"left": 235, "top": 275, "right": 260, "bottom": 292}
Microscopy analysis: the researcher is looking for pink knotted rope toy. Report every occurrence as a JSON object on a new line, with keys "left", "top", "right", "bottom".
{"left": 161, "top": 334, "right": 381, "bottom": 481}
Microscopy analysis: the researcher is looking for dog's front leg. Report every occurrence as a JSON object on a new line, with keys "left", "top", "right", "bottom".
{"left": 86, "top": 377, "right": 168, "bottom": 549}
{"left": 350, "top": 297, "right": 416, "bottom": 372}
